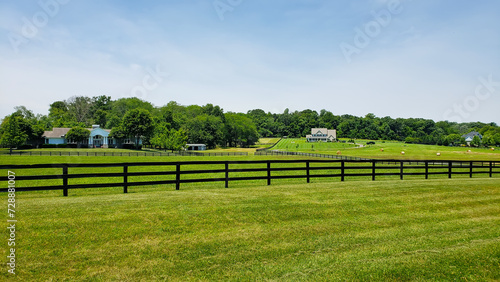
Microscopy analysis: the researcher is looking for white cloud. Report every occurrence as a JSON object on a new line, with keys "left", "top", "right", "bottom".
{"left": 0, "top": 0, "right": 499, "bottom": 124}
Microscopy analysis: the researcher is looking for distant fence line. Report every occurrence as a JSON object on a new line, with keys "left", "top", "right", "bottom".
{"left": 2, "top": 151, "right": 249, "bottom": 157}
{"left": 255, "top": 150, "right": 369, "bottom": 161}
{"left": 0, "top": 159, "right": 498, "bottom": 197}
{"left": 255, "top": 138, "right": 283, "bottom": 152}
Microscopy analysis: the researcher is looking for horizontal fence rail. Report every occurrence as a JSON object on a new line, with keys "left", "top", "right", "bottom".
{"left": 2, "top": 151, "right": 248, "bottom": 157}
{"left": 1, "top": 159, "right": 499, "bottom": 197}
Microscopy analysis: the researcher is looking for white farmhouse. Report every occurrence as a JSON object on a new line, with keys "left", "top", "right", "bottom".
{"left": 306, "top": 128, "right": 337, "bottom": 142}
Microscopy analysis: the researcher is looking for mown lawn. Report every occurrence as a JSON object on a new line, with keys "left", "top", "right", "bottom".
{"left": 2, "top": 178, "right": 499, "bottom": 280}
{"left": 275, "top": 138, "right": 356, "bottom": 152}
{"left": 2, "top": 154, "right": 498, "bottom": 196}
{"left": 273, "top": 138, "right": 500, "bottom": 161}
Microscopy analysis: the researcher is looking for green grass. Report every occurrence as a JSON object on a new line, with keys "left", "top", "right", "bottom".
{"left": 275, "top": 138, "right": 356, "bottom": 152}
{"left": 1, "top": 148, "right": 499, "bottom": 280}
{"left": 273, "top": 138, "right": 500, "bottom": 161}
{"left": 257, "top": 138, "right": 281, "bottom": 144}
{"left": 2, "top": 178, "right": 499, "bottom": 280}
{"left": 2, "top": 153, "right": 499, "bottom": 194}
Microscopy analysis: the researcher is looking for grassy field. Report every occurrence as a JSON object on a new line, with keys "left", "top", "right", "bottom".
{"left": 2, "top": 178, "right": 499, "bottom": 280}
{"left": 3, "top": 153, "right": 498, "bottom": 196}
{"left": 256, "top": 137, "right": 281, "bottom": 144}
{"left": 275, "top": 138, "right": 356, "bottom": 152}
{"left": 2, "top": 148, "right": 499, "bottom": 280}
{"left": 273, "top": 138, "right": 500, "bottom": 161}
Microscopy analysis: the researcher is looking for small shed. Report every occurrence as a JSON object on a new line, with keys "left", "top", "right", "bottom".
{"left": 186, "top": 144, "right": 207, "bottom": 151}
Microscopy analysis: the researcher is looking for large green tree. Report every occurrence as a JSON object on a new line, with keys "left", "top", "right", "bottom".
{"left": 224, "top": 112, "right": 259, "bottom": 147}
{"left": 66, "top": 96, "right": 93, "bottom": 124}
{"left": 151, "top": 123, "right": 187, "bottom": 152}
{"left": 123, "top": 109, "right": 154, "bottom": 149}
{"left": 65, "top": 127, "right": 91, "bottom": 148}
{"left": 0, "top": 114, "right": 28, "bottom": 153}
{"left": 184, "top": 114, "right": 224, "bottom": 149}
{"left": 471, "top": 135, "right": 482, "bottom": 147}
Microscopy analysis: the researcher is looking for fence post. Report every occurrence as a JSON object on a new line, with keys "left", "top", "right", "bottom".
{"left": 306, "top": 161, "right": 310, "bottom": 183}
{"left": 341, "top": 161, "right": 345, "bottom": 182}
{"left": 123, "top": 165, "right": 128, "bottom": 193}
{"left": 225, "top": 161, "right": 229, "bottom": 188}
{"left": 470, "top": 161, "right": 473, "bottom": 178}
{"left": 425, "top": 161, "right": 429, "bottom": 180}
{"left": 372, "top": 161, "right": 376, "bottom": 181}
{"left": 490, "top": 162, "right": 493, "bottom": 178}
{"left": 62, "top": 165, "right": 68, "bottom": 197}
{"left": 267, "top": 161, "right": 271, "bottom": 186}
{"left": 176, "top": 164, "right": 181, "bottom": 190}
{"left": 400, "top": 161, "right": 404, "bottom": 180}
{"left": 448, "top": 161, "right": 452, "bottom": 179}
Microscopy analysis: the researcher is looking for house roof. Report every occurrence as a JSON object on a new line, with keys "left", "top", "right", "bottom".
{"left": 43, "top": 127, "right": 111, "bottom": 138}
{"left": 42, "top": 128, "right": 71, "bottom": 138}
{"left": 311, "top": 128, "right": 328, "bottom": 134}
{"left": 461, "top": 131, "right": 482, "bottom": 139}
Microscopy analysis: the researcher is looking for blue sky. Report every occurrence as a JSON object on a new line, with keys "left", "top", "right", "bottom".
{"left": 1, "top": 0, "right": 499, "bottom": 123}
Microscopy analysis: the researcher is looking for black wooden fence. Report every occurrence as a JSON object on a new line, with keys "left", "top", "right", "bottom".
{"left": 1, "top": 159, "right": 498, "bottom": 196}
{"left": 3, "top": 151, "right": 248, "bottom": 157}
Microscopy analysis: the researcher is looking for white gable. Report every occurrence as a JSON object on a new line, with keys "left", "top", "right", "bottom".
{"left": 89, "top": 128, "right": 110, "bottom": 137}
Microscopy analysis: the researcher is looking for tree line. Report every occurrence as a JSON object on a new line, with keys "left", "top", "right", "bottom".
{"left": 1, "top": 95, "right": 499, "bottom": 151}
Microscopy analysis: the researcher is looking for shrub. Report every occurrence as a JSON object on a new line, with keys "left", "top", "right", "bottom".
{"left": 57, "top": 144, "right": 68, "bottom": 148}
{"left": 19, "top": 145, "right": 33, "bottom": 150}
{"left": 41, "top": 144, "right": 58, "bottom": 148}
{"left": 122, "top": 144, "right": 141, "bottom": 150}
